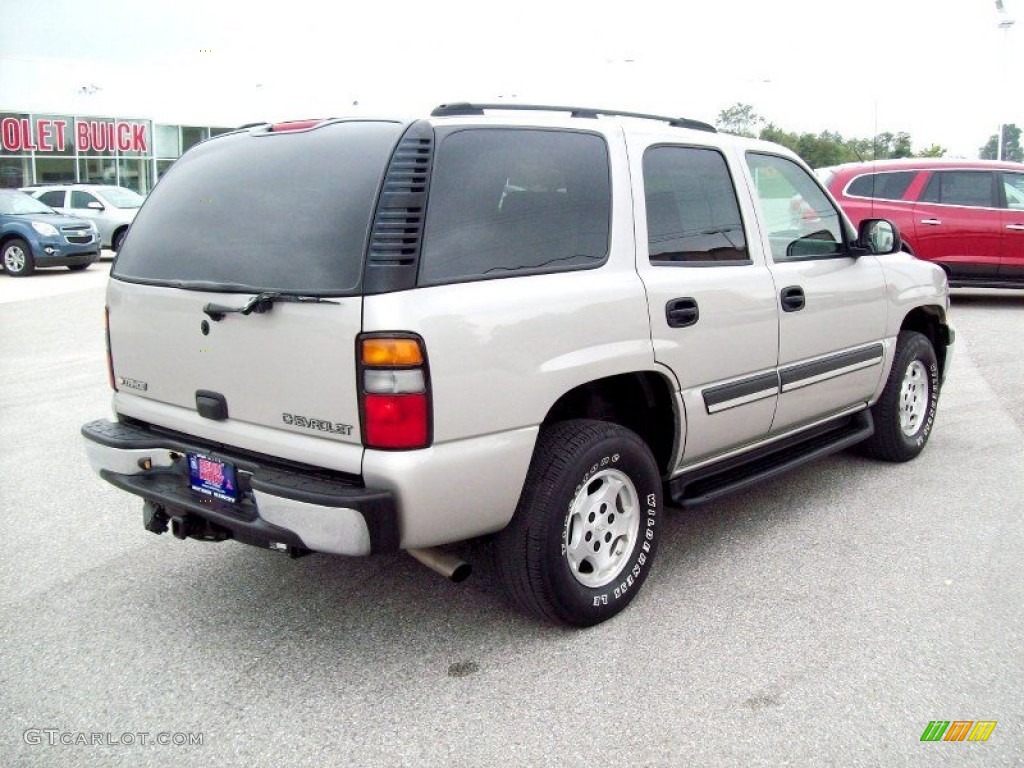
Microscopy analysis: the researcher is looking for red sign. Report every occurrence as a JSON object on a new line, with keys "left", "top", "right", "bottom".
{"left": 197, "top": 458, "right": 224, "bottom": 486}
{"left": 0, "top": 117, "right": 149, "bottom": 153}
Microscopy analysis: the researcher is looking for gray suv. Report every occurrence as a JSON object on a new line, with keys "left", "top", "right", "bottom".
{"left": 23, "top": 183, "right": 143, "bottom": 251}
{"left": 81, "top": 104, "right": 954, "bottom": 626}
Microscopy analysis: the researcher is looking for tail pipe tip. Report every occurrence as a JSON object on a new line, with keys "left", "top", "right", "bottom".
{"left": 407, "top": 547, "right": 471, "bottom": 583}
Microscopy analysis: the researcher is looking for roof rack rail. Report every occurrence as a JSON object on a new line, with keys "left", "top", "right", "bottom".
{"left": 430, "top": 102, "right": 716, "bottom": 133}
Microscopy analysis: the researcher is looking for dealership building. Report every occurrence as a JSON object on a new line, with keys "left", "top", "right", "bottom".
{"left": 0, "top": 111, "right": 233, "bottom": 194}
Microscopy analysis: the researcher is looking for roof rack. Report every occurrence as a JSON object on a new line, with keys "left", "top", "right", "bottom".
{"left": 430, "top": 102, "right": 716, "bottom": 133}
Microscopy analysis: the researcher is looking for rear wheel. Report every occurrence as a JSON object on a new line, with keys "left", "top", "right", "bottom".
{"left": 67, "top": 264, "right": 90, "bottom": 272}
{"left": 495, "top": 419, "right": 662, "bottom": 627}
{"left": 112, "top": 228, "right": 127, "bottom": 252}
{"left": 861, "top": 331, "right": 939, "bottom": 462}
{"left": 2, "top": 238, "right": 34, "bottom": 277}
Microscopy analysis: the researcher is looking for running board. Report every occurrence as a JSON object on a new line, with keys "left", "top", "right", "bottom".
{"left": 949, "top": 279, "right": 1024, "bottom": 289}
{"left": 668, "top": 410, "right": 874, "bottom": 508}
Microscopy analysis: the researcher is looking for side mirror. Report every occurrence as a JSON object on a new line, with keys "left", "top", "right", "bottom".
{"left": 855, "top": 218, "right": 902, "bottom": 255}
{"left": 87, "top": 201, "right": 105, "bottom": 211}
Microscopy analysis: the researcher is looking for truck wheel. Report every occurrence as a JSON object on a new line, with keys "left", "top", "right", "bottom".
{"left": 495, "top": 419, "right": 662, "bottom": 627}
{"left": 861, "top": 331, "right": 939, "bottom": 462}
{"left": 2, "top": 238, "right": 35, "bottom": 277}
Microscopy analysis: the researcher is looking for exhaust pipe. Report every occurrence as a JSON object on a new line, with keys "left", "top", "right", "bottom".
{"left": 408, "top": 547, "right": 471, "bottom": 583}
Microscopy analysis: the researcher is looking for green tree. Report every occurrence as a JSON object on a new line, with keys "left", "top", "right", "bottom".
{"left": 716, "top": 102, "right": 764, "bottom": 138}
{"left": 759, "top": 123, "right": 799, "bottom": 151}
{"left": 798, "top": 132, "right": 861, "bottom": 168}
{"left": 979, "top": 124, "right": 1022, "bottom": 162}
{"left": 758, "top": 125, "right": 858, "bottom": 168}
{"left": 736, "top": 113, "right": 930, "bottom": 167}
{"left": 871, "top": 132, "right": 914, "bottom": 159}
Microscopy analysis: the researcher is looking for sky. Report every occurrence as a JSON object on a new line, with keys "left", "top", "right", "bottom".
{"left": 1, "top": 0, "right": 1021, "bottom": 158}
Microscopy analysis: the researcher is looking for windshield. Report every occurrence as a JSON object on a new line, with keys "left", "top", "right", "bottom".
{"left": 0, "top": 190, "right": 57, "bottom": 215}
{"left": 113, "top": 120, "right": 405, "bottom": 295}
{"left": 97, "top": 186, "right": 145, "bottom": 208}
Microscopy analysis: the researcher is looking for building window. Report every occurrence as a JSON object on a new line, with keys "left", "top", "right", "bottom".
{"left": 118, "top": 157, "right": 151, "bottom": 194}
{"left": 154, "top": 125, "right": 181, "bottom": 158}
{"left": 0, "top": 157, "right": 31, "bottom": 188}
{"left": 35, "top": 157, "right": 77, "bottom": 184}
{"left": 78, "top": 157, "right": 118, "bottom": 185}
{"left": 181, "top": 126, "right": 208, "bottom": 153}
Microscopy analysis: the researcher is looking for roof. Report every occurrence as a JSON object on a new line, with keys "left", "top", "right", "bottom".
{"left": 819, "top": 157, "right": 1024, "bottom": 176}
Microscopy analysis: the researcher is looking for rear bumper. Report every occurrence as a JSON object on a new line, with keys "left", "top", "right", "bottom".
{"left": 81, "top": 418, "right": 399, "bottom": 555}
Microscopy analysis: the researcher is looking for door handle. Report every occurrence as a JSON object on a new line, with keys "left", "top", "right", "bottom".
{"left": 1007, "top": 224, "right": 1024, "bottom": 232}
{"left": 780, "top": 286, "right": 805, "bottom": 313}
{"left": 666, "top": 297, "right": 699, "bottom": 328}
{"left": 920, "top": 218, "right": 942, "bottom": 226}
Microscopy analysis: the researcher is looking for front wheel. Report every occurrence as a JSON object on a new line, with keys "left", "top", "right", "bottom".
{"left": 861, "top": 331, "right": 940, "bottom": 462}
{"left": 495, "top": 419, "right": 662, "bottom": 627}
{"left": 2, "top": 238, "right": 35, "bottom": 277}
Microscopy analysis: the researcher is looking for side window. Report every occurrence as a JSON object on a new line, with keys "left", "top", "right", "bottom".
{"left": 1001, "top": 172, "right": 1024, "bottom": 210}
{"left": 37, "top": 190, "right": 65, "bottom": 207}
{"left": 919, "top": 171, "right": 996, "bottom": 208}
{"left": 71, "top": 191, "right": 99, "bottom": 208}
{"left": 419, "top": 129, "right": 611, "bottom": 284}
{"left": 745, "top": 152, "right": 845, "bottom": 261}
{"left": 642, "top": 146, "right": 748, "bottom": 264}
{"left": 846, "top": 171, "right": 917, "bottom": 201}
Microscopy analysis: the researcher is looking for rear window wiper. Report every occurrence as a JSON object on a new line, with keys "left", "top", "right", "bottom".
{"left": 203, "top": 292, "right": 339, "bottom": 321}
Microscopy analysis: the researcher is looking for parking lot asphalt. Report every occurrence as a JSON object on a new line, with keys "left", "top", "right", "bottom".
{"left": 0, "top": 272, "right": 1021, "bottom": 767}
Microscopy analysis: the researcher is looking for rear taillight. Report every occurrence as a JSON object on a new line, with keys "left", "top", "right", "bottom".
{"left": 358, "top": 335, "right": 431, "bottom": 450}
{"left": 105, "top": 305, "right": 117, "bottom": 391}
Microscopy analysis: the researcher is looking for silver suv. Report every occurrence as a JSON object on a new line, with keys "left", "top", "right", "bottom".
{"left": 23, "top": 183, "right": 143, "bottom": 251}
{"left": 81, "top": 104, "right": 954, "bottom": 626}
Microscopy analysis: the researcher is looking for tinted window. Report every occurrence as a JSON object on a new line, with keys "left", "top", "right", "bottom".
{"left": 71, "top": 191, "right": 98, "bottom": 208}
{"left": 746, "top": 153, "right": 846, "bottom": 261}
{"left": 419, "top": 129, "right": 610, "bottom": 284}
{"left": 37, "top": 190, "right": 65, "bottom": 207}
{"left": 919, "top": 171, "right": 996, "bottom": 208}
{"left": 1001, "top": 172, "right": 1024, "bottom": 210}
{"left": 97, "top": 186, "right": 144, "bottom": 208}
{"left": 643, "top": 146, "right": 748, "bottom": 264}
{"left": 846, "top": 171, "right": 916, "bottom": 200}
{"left": 113, "top": 121, "right": 404, "bottom": 294}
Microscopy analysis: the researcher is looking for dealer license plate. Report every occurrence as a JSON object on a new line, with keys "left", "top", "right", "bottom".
{"left": 187, "top": 453, "right": 238, "bottom": 503}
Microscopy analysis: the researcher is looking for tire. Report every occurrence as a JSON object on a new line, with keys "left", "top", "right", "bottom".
{"left": 112, "top": 228, "right": 127, "bottom": 252}
{"left": 495, "top": 419, "right": 662, "bottom": 627}
{"left": 67, "top": 264, "right": 90, "bottom": 272}
{"left": 2, "top": 238, "right": 35, "bottom": 277}
{"left": 861, "top": 331, "right": 939, "bottom": 462}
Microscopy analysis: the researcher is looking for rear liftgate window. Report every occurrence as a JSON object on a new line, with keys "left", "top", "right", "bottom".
{"left": 419, "top": 129, "right": 611, "bottom": 284}
{"left": 112, "top": 121, "right": 405, "bottom": 294}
